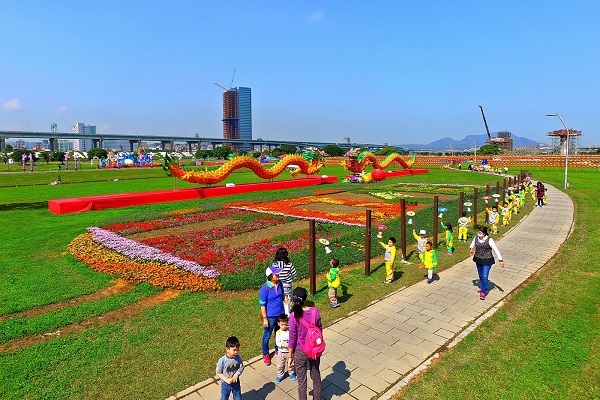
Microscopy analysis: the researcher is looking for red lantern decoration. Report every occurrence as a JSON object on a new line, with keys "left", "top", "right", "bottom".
{"left": 371, "top": 169, "right": 386, "bottom": 181}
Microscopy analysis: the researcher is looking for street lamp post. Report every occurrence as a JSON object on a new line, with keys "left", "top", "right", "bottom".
{"left": 469, "top": 138, "right": 477, "bottom": 166}
{"left": 546, "top": 113, "right": 570, "bottom": 189}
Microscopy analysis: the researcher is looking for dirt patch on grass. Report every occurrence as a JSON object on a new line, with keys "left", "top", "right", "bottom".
{"left": 0, "top": 289, "right": 182, "bottom": 353}
{"left": 297, "top": 202, "right": 373, "bottom": 215}
{"left": 0, "top": 279, "right": 134, "bottom": 323}
{"left": 213, "top": 220, "right": 308, "bottom": 249}
{"left": 326, "top": 192, "right": 385, "bottom": 202}
{"left": 127, "top": 219, "right": 241, "bottom": 240}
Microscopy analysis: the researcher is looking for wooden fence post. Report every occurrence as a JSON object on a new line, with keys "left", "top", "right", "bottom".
{"left": 473, "top": 187, "right": 478, "bottom": 228}
{"left": 309, "top": 219, "right": 316, "bottom": 296}
{"left": 433, "top": 195, "right": 439, "bottom": 248}
{"left": 400, "top": 199, "right": 407, "bottom": 261}
{"left": 365, "top": 209, "right": 371, "bottom": 277}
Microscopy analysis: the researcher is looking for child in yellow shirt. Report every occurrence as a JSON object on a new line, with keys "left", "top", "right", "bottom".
{"left": 423, "top": 241, "right": 438, "bottom": 284}
{"left": 379, "top": 237, "right": 396, "bottom": 284}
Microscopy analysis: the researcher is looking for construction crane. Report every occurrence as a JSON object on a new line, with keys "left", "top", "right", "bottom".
{"left": 478, "top": 105, "right": 492, "bottom": 142}
{"left": 229, "top": 69, "right": 236, "bottom": 89}
{"left": 214, "top": 70, "right": 237, "bottom": 92}
{"left": 214, "top": 82, "right": 229, "bottom": 91}
{"left": 478, "top": 105, "right": 513, "bottom": 152}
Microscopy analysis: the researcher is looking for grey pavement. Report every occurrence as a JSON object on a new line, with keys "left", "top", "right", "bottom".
{"left": 168, "top": 183, "right": 573, "bottom": 400}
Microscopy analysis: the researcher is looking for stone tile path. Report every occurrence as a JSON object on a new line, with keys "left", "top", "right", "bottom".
{"left": 168, "top": 184, "right": 573, "bottom": 400}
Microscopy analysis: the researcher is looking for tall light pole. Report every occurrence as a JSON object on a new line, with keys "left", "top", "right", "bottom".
{"left": 469, "top": 137, "right": 477, "bottom": 166}
{"left": 546, "top": 113, "right": 570, "bottom": 189}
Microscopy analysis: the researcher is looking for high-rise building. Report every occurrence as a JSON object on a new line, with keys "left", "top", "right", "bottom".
{"left": 72, "top": 122, "right": 96, "bottom": 151}
{"left": 222, "top": 87, "right": 252, "bottom": 151}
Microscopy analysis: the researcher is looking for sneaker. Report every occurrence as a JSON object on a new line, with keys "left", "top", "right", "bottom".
{"left": 446, "top": 251, "right": 452, "bottom": 255}
{"left": 290, "top": 374, "right": 297, "bottom": 381}
{"left": 330, "top": 303, "right": 340, "bottom": 308}
{"left": 383, "top": 279, "right": 392, "bottom": 284}
{"left": 480, "top": 292, "right": 486, "bottom": 300}
{"left": 263, "top": 355, "right": 271, "bottom": 366}
{"left": 275, "top": 376, "right": 283, "bottom": 383}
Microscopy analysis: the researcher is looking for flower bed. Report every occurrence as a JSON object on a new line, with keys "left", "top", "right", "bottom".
{"left": 370, "top": 191, "right": 416, "bottom": 200}
{"left": 104, "top": 208, "right": 254, "bottom": 236}
{"left": 226, "top": 196, "right": 424, "bottom": 226}
{"left": 70, "top": 195, "right": 420, "bottom": 292}
{"left": 68, "top": 234, "right": 221, "bottom": 292}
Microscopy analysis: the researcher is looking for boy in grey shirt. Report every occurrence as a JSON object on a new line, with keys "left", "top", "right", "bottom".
{"left": 216, "top": 336, "right": 244, "bottom": 400}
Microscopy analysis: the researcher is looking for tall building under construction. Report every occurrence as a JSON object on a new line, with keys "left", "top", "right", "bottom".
{"left": 222, "top": 87, "right": 252, "bottom": 150}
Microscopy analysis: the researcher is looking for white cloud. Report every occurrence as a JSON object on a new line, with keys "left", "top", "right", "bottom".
{"left": 99, "top": 124, "right": 111, "bottom": 132}
{"left": 3, "top": 97, "right": 25, "bottom": 111}
{"left": 55, "top": 105, "right": 69, "bottom": 114}
{"left": 309, "top": 10, "right": 325, "bottom": 22}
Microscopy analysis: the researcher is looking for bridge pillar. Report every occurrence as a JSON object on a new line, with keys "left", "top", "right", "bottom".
{"left": 187, "top": 141, "right": 194, "bottom": 152}
{"left": 161, "top": 141, "right": 174, "bottom": 151}
{"left": 130, "top": 140, "right": 141, "bottom": 152}
{"left": 0, "top": 138, "right": 4, "bottom": 151}
{"left": 49, "top": 138, "right": 59, "bottom": 152}
{"left": 92, "top": 138, "right": 103, "bottom": 149}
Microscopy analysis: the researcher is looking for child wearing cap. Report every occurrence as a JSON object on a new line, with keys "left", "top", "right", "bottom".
{"left": 412, "top": 229, "right": 428, "bottom": 266}
{"left": 259, "top": 265, "right": 287, "bottom": 366}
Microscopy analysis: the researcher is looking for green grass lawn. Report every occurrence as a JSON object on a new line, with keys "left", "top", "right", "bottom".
{"left": 0, "top": 163, "right": 597, "bottom": 399}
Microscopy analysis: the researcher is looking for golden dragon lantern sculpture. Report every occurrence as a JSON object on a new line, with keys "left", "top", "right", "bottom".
{"left": 340, "top": 148, "right": 417, "bottom": 173}
{"left": 163, "top": 149, "right": 326, "bottom": 185}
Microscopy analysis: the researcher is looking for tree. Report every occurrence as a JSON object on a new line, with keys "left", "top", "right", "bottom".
{"left": 279, "top": 144, "right": 298, "bottom": 155}
{"left": 195, "top": 149, "right": 211, "bottom": 160}
{"left": 478, "top": 143, "right": 502, "bottom": 155}
{"left": 87, "top": 148, "right": 108, "bottom": 160}
{"left": 4, "top": 144, "right": 13, "bottom": 152}
{"left": 322, "top": 145, "right": 345, "bottom": 157}
{"left": 40, "top": 151, "right": 52, "bottom": 164}
{"left": 212, "top": 145, "right": 232, "bottom": 160}
{"left": 10, "top": 149, "right": 33, "bottom": 163}
{"left": 374, "top": 146, "right": 401, "bottom": 156}
{"left": 52, "top": 151, "right": 65, "bottom": 163}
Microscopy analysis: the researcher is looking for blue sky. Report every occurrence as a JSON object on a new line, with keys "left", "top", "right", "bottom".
{"left": 2, "top": 1, "right": 599, "bottom": 146}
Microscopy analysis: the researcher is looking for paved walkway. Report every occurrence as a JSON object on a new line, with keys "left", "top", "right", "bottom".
{"left": 168, "top": 184, "right": 573, "bottom": 400}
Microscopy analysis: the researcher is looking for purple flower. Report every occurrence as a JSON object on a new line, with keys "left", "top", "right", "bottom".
{"left": 87, "top": 227, "right": 219, "bottom": 278}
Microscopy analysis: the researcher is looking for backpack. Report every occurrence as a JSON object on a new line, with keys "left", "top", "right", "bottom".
{"left": 298, "top": 307, "right": 326, "bottom": 359}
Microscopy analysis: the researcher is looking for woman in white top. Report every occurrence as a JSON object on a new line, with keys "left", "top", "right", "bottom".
{"left": 469, "top": 226, "right": 505, "bottom": 300}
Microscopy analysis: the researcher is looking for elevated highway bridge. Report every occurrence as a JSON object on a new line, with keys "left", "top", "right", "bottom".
{"left": 0, "top": 130, "right": 389, "bottom": 153}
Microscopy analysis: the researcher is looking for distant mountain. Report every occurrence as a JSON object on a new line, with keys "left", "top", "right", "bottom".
{"left": 399, "top": 133, "right": 542, "bottom": 151}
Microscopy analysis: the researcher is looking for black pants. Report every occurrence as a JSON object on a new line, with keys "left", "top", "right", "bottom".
{"left": 537, "top": 198, "right": 544, "bottom": 207}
